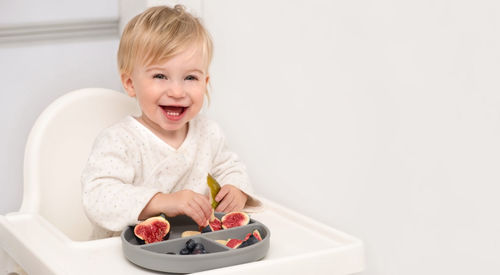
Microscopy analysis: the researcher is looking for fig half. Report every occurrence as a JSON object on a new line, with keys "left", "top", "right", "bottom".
{"left": 134, "top": 214, "right": 170, "bottom": 244}
{"left": 221, "top": 211, "right": 250, "bottom": 229}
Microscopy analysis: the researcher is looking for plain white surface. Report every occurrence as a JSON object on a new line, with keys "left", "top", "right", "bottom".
{"left": 0, "top": 0, "right": 118, "bottom": 25}
{"left": 2, "top": 0, "right": 500, "bottom": 274}
{"left": 203, "top": 1, "right": 500, "bottom": 274}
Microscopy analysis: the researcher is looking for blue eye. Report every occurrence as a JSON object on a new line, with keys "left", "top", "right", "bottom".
{"left": 185, "top": 75, "right": 198, "bottom": 81}
{"left": 153, "top": 74, "right": 167, "bottom": 79}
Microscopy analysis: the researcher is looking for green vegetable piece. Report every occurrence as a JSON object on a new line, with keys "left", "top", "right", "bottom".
{"left": 207, "top": 174, "right": 221, "bottom": 209}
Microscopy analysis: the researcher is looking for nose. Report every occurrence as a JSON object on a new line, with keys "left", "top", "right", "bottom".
{"left": 166, "top": 81, "right": 185, "bottom": 98}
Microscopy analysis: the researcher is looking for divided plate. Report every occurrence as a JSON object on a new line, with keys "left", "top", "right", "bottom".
{"left": 121, "top": 212, "right": 271, "bottom": 273}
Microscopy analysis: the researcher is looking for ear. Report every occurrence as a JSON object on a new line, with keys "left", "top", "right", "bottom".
{"left": 121, "top": 73, "right": 136, "bottom": 97}
{"left": 204, "top": 75, "right": 210, "bottom": 96}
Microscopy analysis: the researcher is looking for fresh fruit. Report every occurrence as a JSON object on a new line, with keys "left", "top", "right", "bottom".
{"left": 244, "top": 229, "right": 263, "bottom": 241}
{"left": 239, "top": 235, "right": 259, "bottom": 248}
{"left": 193, "top": 243, "right": 205, "bottom": 251}
{"left": 225, "top": 238, "right": 243, "bottom": 249}
{"left": 133, "top": 213, "right": 170, "bottom": 244}
{"left": 181, "top": 230, "right": 201, "bottom": 238}
{"left": 207, "top": 174, "right": 221, "bottom": 209}
{"left": 209, "top": 215, "right": 222, "bottom": 231}
{"left": 185, "top": 239, "right": 197, "bottom": 251}
{"left": 252, "top": 229, "right": 263, "bottom": 241}
{"left": 221, "top": 212, "right": 250, "bottom": 229}
{"left": 192, "top": 248, "right": 206, "bottom": 255}
{"left": 179, "top": 248, "right": 190, "bottom": 255}
{"left": 179, "top": 239, "right": 209, "bottom": 255}
{"left": 225, "top": 229, "right": 262, "bottom": 249}
{"left": 200, "top": 211, "right": 223, "bottom": 233}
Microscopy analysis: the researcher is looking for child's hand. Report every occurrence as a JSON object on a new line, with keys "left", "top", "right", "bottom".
{"left": 215, "top": 184, "right": 248, "bottom": 213}
{"left": 164, "top": 190, "right": 212, "bottom": 226}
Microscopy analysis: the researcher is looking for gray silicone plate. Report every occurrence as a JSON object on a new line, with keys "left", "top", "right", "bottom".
{"left": 121, "top": 212, "right": 271, "bottom": 273}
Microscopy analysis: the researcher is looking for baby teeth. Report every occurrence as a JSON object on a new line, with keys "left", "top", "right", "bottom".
{"left": 166, "top": 111, "right": 180, "bottom": 116}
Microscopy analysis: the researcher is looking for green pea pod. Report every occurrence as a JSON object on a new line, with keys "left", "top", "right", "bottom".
{"left": 207, "top": 174, "right": 221, "bottom": 209}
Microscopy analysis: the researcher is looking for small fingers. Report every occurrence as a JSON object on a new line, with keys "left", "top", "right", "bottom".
{"left": 215, "top": 192, "right": 228, "bottom": 212}
{"left": 228, "top": 195, "right": 246, "bottom": 212}
{"left": 217, "top": 194, "right": 235, "bottom": 213}
{"left": 215, "top": 185, "right": 230, "bottom": 202}
{"left": 194, "top": 194, "right": 212, "bottom": 222}
{"left": 185, "top": 194, "right": 209, "bottom": 226}
{"left": 187, "top": 201, "right": 207, "bottom": 226}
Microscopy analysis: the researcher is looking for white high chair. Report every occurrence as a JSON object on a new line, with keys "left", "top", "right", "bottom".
{"left": 0, "top": 88, "right": 364, "bottom": 275}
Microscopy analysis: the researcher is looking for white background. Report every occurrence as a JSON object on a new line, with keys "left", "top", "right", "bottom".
{"left": 2, "top": 0, "right": 500, "bottom": 274}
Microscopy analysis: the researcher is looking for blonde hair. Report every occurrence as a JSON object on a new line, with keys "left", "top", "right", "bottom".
{"left": 117, "top": 5, "right": 213, "bottom": 76}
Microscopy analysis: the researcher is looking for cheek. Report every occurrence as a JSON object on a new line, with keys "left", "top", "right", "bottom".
{"left": 136, "top": 92, "right": 160, "bottom": 111}
{"left": 136, "top": 83, "right": 162, "bottom": 102}
{"left": 189, "top": 84, "right": 207, "bottom": 99}
{"left": 196, "top": 88, "right": 207, "bottom": 102}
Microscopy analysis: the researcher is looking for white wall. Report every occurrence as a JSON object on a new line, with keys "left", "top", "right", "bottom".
{"left": 0, "top": 0, "right": 122, "bottom": 214}
{"left": 203, "top": 1, "right": 500, "bottom": 274}
{"left": 0, "top": 0, "right": 117, "bottom": 24}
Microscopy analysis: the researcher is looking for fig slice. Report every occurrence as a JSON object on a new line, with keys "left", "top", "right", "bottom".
{"left": 225, "top": 238, "right": 243, "bottom": 249}
{"left": 209, "top": 212, "right": 222, "bottom": 231}
{"left": 243, "top": 229, "right": 262, "bottom": 241}
{"left": 221, "top": 212, "right": 250, "bottom": 229}
{"left": 201, "top": 209, "right": 223, "bottom": 233}
{"left": 134, "top": 214, "right": 170, "bottom": 244}
{"left": 252, "top": 229, "right": 263, "bottom": 241}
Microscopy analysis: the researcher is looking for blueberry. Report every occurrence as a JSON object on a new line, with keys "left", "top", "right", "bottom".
{"left": 193, "top": 243, "right": 205, "bottom": 251}
{"left": 185, "top": 239, "right": 196, "bottom": 251}
{"left": 179, "top": 247, "right": 191, "bottom": 255}
{"left": 191, "top": 249, "right": 202, "bottom": 254}
{"left": 191, "top": 248, "right": 208, "bottom": 254}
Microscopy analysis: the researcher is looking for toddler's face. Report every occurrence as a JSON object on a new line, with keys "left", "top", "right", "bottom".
{"left": 122, "top": 45, "right": 209, "bottom": 138}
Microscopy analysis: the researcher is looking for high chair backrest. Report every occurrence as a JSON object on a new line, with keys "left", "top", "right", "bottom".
{"left": 21, "top": 88, "right": 140, "bottom": 241}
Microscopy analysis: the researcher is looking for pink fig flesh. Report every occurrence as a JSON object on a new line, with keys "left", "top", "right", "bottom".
{"left": 134, "top": 216, "right": 170, "bottom": 244}
{"left": 221, "top": 212, "right": 250, "bottom": 229}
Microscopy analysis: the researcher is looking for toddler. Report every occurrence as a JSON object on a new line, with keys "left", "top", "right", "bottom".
{"left": 82, "top": 5, "right": 260, "bottom": 239}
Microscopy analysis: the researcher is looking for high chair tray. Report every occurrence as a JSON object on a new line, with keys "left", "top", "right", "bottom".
{"left": 121, "top": 213, "right": 270, "bottom": 273}
{"left": 0, "top": 197, "right": 364, "bottom": 274}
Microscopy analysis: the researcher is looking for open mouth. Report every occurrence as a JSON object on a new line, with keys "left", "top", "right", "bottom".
{"left": 160, "top": 105, "right": 187, "bottom": 121}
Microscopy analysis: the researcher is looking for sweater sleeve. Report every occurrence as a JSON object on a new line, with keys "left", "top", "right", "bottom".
{"left": 81, "top": 127, "right": 160, "bottom": 232}
{"left": 208, "top": 121, "right": 262, "bottom": 211}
